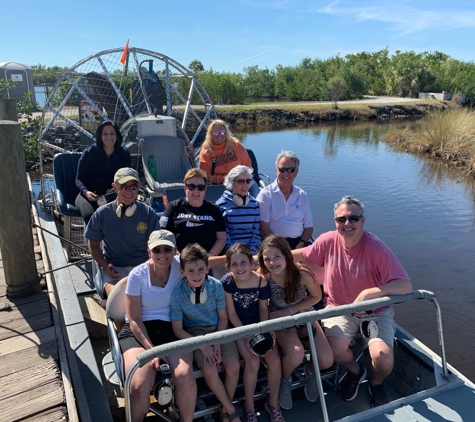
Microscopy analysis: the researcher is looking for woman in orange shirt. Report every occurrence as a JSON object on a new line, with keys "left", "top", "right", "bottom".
{"left": 199, "top": 120, "right": 252, "bottom": 185}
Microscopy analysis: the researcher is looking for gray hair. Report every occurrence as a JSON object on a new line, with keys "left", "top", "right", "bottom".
{"left": 224, "top": 165, "right": 254, "bottom": 190}
{"left": 334, "top": 195, "right": 365, "bottom": 217}
{"left": 275, "top": 150, "right": 300, "bottom": 168}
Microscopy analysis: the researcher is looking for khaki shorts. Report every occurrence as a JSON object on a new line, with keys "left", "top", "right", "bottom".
{"left": 102, "top": 265, "right": 134, "bottom": 286}
{"left": 322, "top": 306, "right": 396, "bottom": 347}
{"left": 186, "top": 325, "right": 239, "bottom": 368}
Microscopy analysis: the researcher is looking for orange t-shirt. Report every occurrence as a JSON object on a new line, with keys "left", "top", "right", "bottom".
{"left": 199, "top": 140, "right": 252, "bottom": 184}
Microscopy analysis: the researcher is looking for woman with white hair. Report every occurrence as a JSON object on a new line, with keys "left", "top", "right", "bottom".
{"left": 215, "top": 165, "right": 262, "bottom": 254}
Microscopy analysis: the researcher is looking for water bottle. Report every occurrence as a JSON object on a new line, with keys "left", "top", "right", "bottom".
{"left": 148, "top": 155, "right": 156, "bottom": 178}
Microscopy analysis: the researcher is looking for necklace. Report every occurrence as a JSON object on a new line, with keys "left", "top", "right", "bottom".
{"left": 149, "top": 261, "right": 171, "bottom": 287}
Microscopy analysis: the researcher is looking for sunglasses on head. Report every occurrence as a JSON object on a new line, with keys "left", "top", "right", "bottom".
{"left": 335, "top": 215, "right": 363, "bottom": 224}
{"left": 151, "top": 245, "right": 173, "bottom": 254}
{"left": 186, "top": 183, "right": 206, "bottom": 191}
{"left": 119, "top": 183, "right": 139, "bottom": 191}
{"left": 235, "top": 178, "right": 252, "bottom": 185}
{"left": 212, "top": 129, "right": 226, "bottom": 136}
{"left": 277, "top": 167, "right": 296, "bottom": 173}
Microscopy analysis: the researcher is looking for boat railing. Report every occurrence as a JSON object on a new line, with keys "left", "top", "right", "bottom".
{"left": 124, "top": 290, "right": 445, "bottom": 422}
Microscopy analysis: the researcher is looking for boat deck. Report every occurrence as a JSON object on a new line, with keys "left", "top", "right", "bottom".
{"left": 0, "top": 228, "right": 68, "bottom": 422}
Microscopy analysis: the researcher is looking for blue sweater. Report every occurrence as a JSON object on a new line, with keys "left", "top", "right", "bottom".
{"left": 215, "top": 190, "right": 262, "bottom": 254}
{"left": 75, "top": 145, "right": 131, "bottom": 197}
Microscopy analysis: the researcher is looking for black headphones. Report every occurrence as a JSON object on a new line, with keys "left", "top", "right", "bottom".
{"left": 232, "top": 194, "right": 249, "bottom": 206}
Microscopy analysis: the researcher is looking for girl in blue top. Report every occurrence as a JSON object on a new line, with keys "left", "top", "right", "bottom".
{"left": 222, "top": 243, "right": 285, "bottom": 422}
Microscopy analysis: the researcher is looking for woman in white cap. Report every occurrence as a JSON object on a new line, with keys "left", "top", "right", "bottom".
{"left": 119, "top": 229, "right": 196, "bottom": 422}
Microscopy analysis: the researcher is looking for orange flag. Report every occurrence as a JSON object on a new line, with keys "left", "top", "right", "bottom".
{"left": 120, "top": 39, "right": 129, "bottom": 65}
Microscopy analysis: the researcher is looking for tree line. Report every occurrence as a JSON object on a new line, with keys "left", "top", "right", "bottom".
{"left": 25, "top": 49, "right": 475, "bottom": 106}
{"left": 189, "top": 49, "right": 475, "bottom": 106}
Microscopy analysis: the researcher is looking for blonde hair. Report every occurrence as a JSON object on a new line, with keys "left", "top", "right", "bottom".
{"left": 203, "top": 119, "right": 239, "bottom": 154}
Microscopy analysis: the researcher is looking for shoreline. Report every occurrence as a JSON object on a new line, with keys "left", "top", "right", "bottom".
{"left": 214, "top": 100, "right": 451, "bottom": 129}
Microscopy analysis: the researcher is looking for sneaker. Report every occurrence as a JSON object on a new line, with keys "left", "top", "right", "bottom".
{"left": 369, "top": 383, "right": 389, "bottom": 407}
{"left": 265, "top": 399, "right": 285, "bottom": 422}
{"left": 303, "top": 362, "right": 319, "bottom": 402}
{"left": 278, "top": 377, "right": 293, "bottom": 409}
{"left": 244, "top": 410, "right": 258, "bottom": 422}
{"left": 338, "top": 363, "right": 367, "bottom": 401}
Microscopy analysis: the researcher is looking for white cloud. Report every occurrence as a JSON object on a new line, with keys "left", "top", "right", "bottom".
{"left": 313, "top": 1, "right": 475, "bottom": 35}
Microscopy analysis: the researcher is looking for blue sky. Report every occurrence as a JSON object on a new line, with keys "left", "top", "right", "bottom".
{"left": 2, "top": 0, "right": 474, "bottom": 73}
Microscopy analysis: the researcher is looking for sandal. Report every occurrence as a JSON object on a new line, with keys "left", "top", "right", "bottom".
{"left": 220, "top": 410, "right": 240, "bottom": 422}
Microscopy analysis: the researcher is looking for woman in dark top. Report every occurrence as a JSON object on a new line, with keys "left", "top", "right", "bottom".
{"left": 75, "top": 121, "right": 131, "bottom": 224}
{"left": 159, "top": 168, "right": 226, "bottom": 254}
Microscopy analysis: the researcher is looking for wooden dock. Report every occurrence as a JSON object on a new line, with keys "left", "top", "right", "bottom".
{"left": 0, "top": 227, "right": 68, "bottom": 422}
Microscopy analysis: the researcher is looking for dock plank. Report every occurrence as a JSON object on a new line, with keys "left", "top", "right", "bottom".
{"left": 0, "top": 326, "right": 56, "bottom": 356}
{"left": 0, "top": 310, "right": 52, "bottom": 340}
{"left": 20, "top": 406, "right": 68, "bottom": 422}
{"left": 0, "top": 383, "right": 64, "bottom": 422}
{"left": 0, "top": 360, "right": 61, "bottom": 401}
{"left": 0, "top": 340, "right": 58, "bottom": 377}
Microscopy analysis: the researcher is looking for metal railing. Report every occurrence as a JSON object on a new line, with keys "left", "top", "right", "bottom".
{"left": 124, "top": 290, "right": 445, "bottom": 422}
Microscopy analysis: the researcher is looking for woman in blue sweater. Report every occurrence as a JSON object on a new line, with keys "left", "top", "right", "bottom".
{"left": 75, "top": 121, "right": 131, "bottom": 224}
{"left": 216, "top": 165, "right": 262, "bottom": 254}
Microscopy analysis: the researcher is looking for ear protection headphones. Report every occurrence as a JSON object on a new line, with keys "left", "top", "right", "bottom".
{"left": 233, "top": 194, "right": 249, "bottom": 206}
{"left": 190, "top": 285, "right": 208, "bottom": 304}
{"left": 358, "top": 312, "right": 379, "bottom": 339}
{"left": 153, "top": 364, "right": 173, "bottom": 406}
{"left": 115, "top": 202, "right": 137, "bottom": 218}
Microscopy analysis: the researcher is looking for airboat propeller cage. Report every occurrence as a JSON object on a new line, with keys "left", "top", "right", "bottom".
{"left": 249, "top": 332, "right": 275, "bottom": 357}
{"left": 38, "top": 46, "right": 217, "bottom": 201}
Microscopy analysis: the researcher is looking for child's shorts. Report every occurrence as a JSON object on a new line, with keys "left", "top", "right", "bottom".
{"left": 186, "top": 325, "right": 239, "bottom": 368}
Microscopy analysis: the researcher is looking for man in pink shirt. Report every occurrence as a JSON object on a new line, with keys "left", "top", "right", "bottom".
{"left": 292, "top": 195, "right": 412, "bottom": 407}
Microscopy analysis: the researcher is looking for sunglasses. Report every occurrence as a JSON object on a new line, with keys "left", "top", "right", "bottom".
{"left": 335, "top": 215, "right": 363, "bottom": 224}
{"left": 186, "top": 183, "right": 206, "bottom": 191}
{"left": 213, "top": 129, "right": 226, "bottom": 136}
{"left": 235, "top": 178, "right": 252, "bottom": 185}
{"left": 151, "top": 246, "right": 173, "bottom": 254}
{"left": 119, "top": 183, "right": 139, "bottom": 191}
{"left": 277, "top": 167, "right": 296, "bottom": 173}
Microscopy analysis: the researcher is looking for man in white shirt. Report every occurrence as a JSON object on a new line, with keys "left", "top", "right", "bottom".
{"left": 256, "top": 151, "right": 313, "bottom": 249}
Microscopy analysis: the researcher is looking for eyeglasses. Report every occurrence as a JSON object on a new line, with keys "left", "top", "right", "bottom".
{"left": 277, "top": 167, "right": 296, "bottom": 173}
{"left": 235, "top": 178, "right": 252, "bottom": 185}
{"left": 186, "top": 183, "right": 206, "bottom": 191}
{"left": 151, "top": 246, "right": 173, "bottom": 254}
{"left": 119, "top": 183, "right": 139, "bottom": 191}
{"left": 335, "top": 215, "right": 363, "bottom": 224}
{"left": 212, "top": 130, "right": 226, "bottom": 136}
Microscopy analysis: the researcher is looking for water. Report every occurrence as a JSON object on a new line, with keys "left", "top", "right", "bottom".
{"left": 31, "top": 121, "right": 475, "bottom": 382}
{"left": 237, "top": 123, "right": 475, "bottom": 382}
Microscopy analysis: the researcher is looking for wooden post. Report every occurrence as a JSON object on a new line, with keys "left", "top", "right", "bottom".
{"left": 0, "top": 119, "right": 40, "bottom": 297}
{"left": 0, "top": 99, "right": 18, "bottom": 121}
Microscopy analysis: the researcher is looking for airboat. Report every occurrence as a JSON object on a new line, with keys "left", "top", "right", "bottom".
{"left": 33, "top": 47, "right": 475, "bottom": 422}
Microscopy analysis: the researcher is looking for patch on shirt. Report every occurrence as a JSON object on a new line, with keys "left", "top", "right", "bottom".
{"left": 137, "top": 222, "right": 148, "bottom": 233}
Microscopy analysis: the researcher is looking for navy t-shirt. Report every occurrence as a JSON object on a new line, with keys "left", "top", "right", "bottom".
{"left": 222, "top": 275, "right": 271, "bottom": 326}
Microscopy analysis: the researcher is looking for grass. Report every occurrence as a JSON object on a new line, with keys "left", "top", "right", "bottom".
{"left": 383, "top": 107, "right": 475, "bottom": 176}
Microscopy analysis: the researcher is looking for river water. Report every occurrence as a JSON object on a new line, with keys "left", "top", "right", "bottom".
{"left": 237, "top": 122, "right": 475, "bottom": 383}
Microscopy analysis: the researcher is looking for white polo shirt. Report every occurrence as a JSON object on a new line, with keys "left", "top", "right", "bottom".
{"left": 256, "top": 180, "right": 313, "bottom": 238}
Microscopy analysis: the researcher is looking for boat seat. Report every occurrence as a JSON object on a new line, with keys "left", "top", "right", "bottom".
{"left": 247, "top": 148, "right": 270, "bottom": 188}
{"left": 141, "top": 135, "right": 194, "bottom": 196}
{"left": 52, "top": 152, "right": 82, "bottom": 217}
